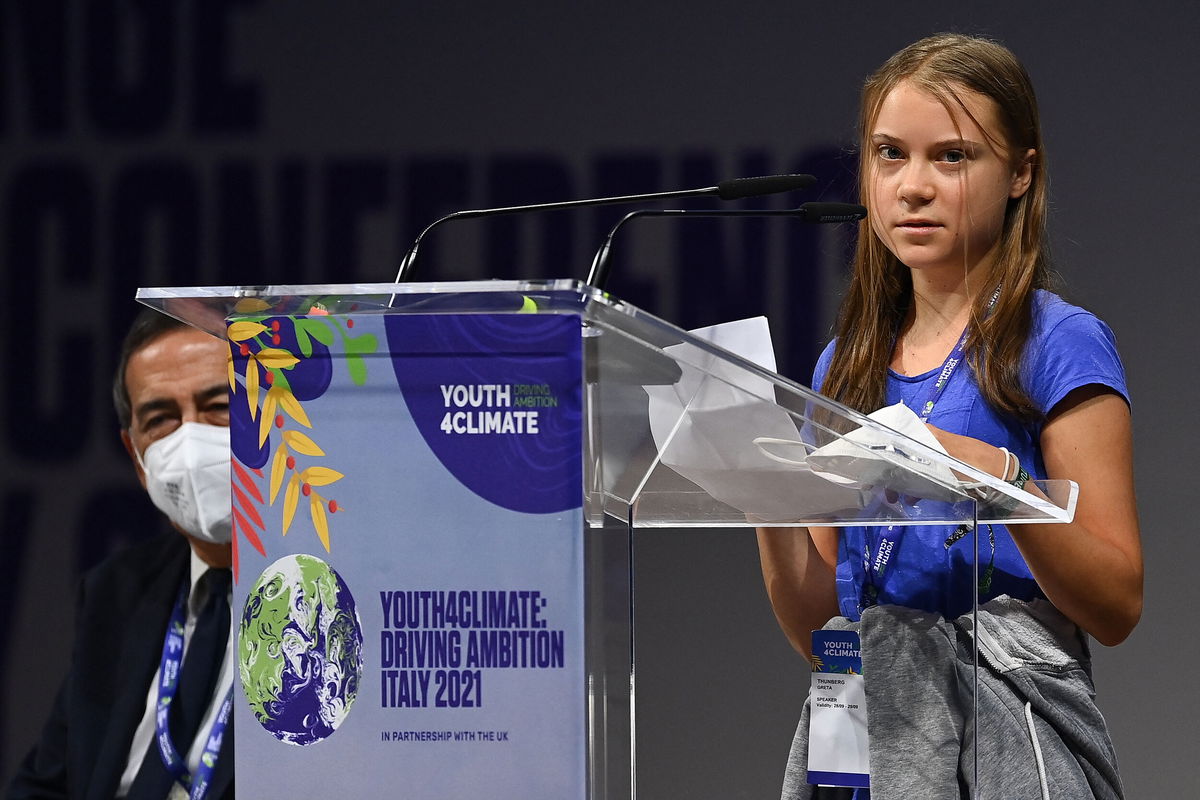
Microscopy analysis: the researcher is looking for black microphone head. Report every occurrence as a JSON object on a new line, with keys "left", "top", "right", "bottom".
{"left": 715, "top": 174, "right": 816, "bottom": 201}
{"left": 796, "top": 202, "right": 868, "bottom": 223}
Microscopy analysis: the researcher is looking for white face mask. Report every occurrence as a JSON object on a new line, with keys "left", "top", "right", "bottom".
{"left": 136, "top": 422, "right": 232, "bottom": 544}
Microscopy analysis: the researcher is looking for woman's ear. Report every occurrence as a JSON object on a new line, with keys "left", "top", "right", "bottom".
{"left": 1010, "top": 148, "right": 1036, "bottom": 199}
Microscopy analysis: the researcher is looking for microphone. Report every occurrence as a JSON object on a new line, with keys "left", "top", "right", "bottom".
{"left": 586, "top": 201, "right": 867, "bottom": 289}
{"left": 393, "top": 174, "right": 816, "bottom": 281}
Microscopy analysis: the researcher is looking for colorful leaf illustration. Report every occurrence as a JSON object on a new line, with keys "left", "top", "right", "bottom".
{"left": 298, "top": 317, "right": 335, "bottom": 346}
{"left": 228, "top": 312, "right": 367, "bottom": 556}
{"left": 344, "top": 333, "right": 378, "bottom": 386}
{"left": 258, "top": 387, "right": 281, "bottom": 447}
{"left": 227, "top": 321, "right": 267, "bottom": 341}
{"left": 232, "top": 506, "right": 266, "bottom": 558}
{"left": 295, "top": 325, "right": 313, "bottom": 358}
{"left": 277, "top": 390, "right": 312, "bottom": 428}
{"left": 246, "top": 353, "right": 260, "bottom": 418}
{"left": 256, "top": 347, "right": 299, "bottom": 370}
{"left": 283, "top": 474, "right": 300, "bottom": 534}
{"left": 269, "top": 445, "right": 288, "bottom": 503}
{"left": 232, "top": 461, "right": 264, "bottom": 504}
{"left": 232, "top": 483, "right": 265, "bottom": 531}
{"left": 232, "top": 298, "right": 273, "bottom": 314}
{"left": 310, "top": 494, "right": 330, "bottom": 552}
{"left": 298, "top": 466, "right": 343, "bottom": 486}
{"left": 282, "top": 430, "right": 323, "bottom": 456}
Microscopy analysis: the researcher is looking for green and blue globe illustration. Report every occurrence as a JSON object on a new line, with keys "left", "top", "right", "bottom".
{"left": 239, "top": 554, "right": 364, "bottom": 746}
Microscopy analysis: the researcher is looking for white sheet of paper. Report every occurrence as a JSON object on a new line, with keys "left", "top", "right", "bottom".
{"left": 643, "top": 318, "right": 866, "bottom": 521}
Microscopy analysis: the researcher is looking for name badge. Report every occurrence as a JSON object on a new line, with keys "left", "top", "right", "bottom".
{"left": 807, "top": 630, "right": 869, "bottom": 788}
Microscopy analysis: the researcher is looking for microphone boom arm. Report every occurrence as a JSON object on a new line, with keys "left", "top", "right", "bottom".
{"left": 394, "top": 174, "right": 817, "bottom": 282}
{"left": 398, "top": 186, "right": 726, "bottom": 282}
{"left": 586, "top": 202, "right": 867, "bottom": 289}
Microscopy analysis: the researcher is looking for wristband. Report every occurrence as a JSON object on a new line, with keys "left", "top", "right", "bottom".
{"left": 1009, "top": 466, "right": 1029, "bottom": 492}
{"left": 997, "top": 447, "right": 1016, "bottom": 481}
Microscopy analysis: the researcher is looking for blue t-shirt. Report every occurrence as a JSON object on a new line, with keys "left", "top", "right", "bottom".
{"left": 812, "top": 291, "right": 1129, "bottom": 621}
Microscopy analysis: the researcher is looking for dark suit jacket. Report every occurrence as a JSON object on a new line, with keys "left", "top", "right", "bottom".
{"left": 7, "top": 533, "right": 234, "bottom": 800}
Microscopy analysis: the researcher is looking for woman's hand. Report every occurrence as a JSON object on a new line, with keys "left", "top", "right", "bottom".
{"left": 923, "top": 422, "right": 1012, "bottom": 481}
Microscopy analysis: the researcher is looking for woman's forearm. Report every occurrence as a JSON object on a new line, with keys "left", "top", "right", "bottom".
{"left": 756, "top": 526, "right": 840, "bottom": 658}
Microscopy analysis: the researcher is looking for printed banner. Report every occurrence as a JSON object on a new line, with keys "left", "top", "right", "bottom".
{"left": 226, "top": 305, "right": 584, "bottom": 799}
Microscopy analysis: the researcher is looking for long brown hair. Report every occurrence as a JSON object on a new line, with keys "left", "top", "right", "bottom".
{"left": 821, "top": 33, "right": 1051, "bottom": 423}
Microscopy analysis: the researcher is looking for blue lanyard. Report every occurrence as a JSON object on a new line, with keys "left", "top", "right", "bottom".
{"left": 914, "top": 284, "right": 1001, "bottom": 423}
{"left": 153, "top": 584, "right": 232, "bottom": 800}
{"left": 859, "top": 286, "right": 1002, "bottom": 612}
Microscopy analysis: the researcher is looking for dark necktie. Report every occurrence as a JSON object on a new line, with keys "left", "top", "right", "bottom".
{"left": 127, "top": 567, "right": 232, "bottom": 800}
{"left": 172, "top": 568, "right": 231, "bottom": 749}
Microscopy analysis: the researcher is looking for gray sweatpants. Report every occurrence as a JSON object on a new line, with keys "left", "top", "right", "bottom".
{"left": 780, "top": 598, "right": 1124, "bottom": 800}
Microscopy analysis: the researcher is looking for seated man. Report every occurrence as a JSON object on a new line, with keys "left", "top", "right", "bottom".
{"left": 8, "top": 309, "right": 236, "bottom": 800}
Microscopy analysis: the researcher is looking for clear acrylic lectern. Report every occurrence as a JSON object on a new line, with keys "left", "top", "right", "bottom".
{"left": 139, "top": 280, "right": 1075, "bottom": 800}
